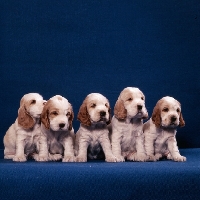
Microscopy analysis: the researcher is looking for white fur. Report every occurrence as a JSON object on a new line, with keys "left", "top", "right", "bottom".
{"left": 144, "top": 96, "right": 186, "bottom": 162}
{"left": 110, "top": 87, "right": 148, "bottom": 162}
{"left": 4, "top": 93, "right": 45, "bottom": 162}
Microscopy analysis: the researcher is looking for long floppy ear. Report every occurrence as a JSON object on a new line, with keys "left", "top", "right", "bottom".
{"left": 41, "top": 102, "right": 50, "bottom": 129}
{"left": 114, "top": 99, "right": 127, "bottom": 120}
{"left": 106, "top": 106, "right": 112, "bottom": 125}
{"left": 152, "top": 103, "right": 161, "bottom": 128}
{"left": 179, "top": 112, "right": 185, "bottom": 127}
{"left": 18, "top": 105, "right": 35, "bottom": 129}
{"left": 77, "top": 102, "right": 91, "bottom": 126}
{"left": 68, "top": 104, "right": 74, "bottom": 131}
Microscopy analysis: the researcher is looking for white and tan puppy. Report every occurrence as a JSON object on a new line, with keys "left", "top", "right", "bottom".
{"left": 143, "top": 96, "right": 186, "bottom": 162}
{"left": 4, "top": 93, "right": 45, "bottom": 162}
{"left": 110, "top": 87, "right": 148, "bottom": 162}
{"left": 35, "top": 95, "right": 75, "bottom": 162}
{"left": 75, "top": 93, "right": 117, "bottom": 162}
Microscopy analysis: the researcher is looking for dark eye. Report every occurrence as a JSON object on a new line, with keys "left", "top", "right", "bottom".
{"left": 141, "top": 97, "right": 144, "bottom": 100}
{"left": 177, "top": 109, "right": 180, "bottom": 113}
{"left": 66, "top": 112, "right": 70, "bottom": 116}
{"left": 162, "top": 108, "right": 169, "bottom": 112}
{"left": 91, "top": 104, "right": 96, "bottom": 108}
{"left": 30, "top": 100, "right": 36, "bottom": 105}
{"left": 105, "top": 103, "right": 108, "bottom": 108}
{"left": 127, "top": 98, "right": 132, "bottom": 101}
{"left": 51, "top": 111, "right": 58, "bottom": 116}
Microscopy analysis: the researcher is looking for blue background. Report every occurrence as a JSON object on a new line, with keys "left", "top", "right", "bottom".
{"left": 1, "top": 0, "right": 199, "bottom": 149}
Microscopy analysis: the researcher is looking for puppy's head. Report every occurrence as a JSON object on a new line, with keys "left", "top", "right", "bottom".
{"left": 18, "top": 93, "right": 45, "bottom": 129}
{"left": 152, "top": 96, "right": 185, "bottom": 128}
{"left": 77, "top": 93, "right": 111, "bottom": 126}
{"left": 114, "top": 87, "right": 148, "bottom": 120}
{"left": 41, "top": 95, "right": 74, "bottom": 131}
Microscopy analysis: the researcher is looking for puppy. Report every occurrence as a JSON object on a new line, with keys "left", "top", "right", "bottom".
{"left": 35, "top": 95, "right": 75, "bottom": 162}
{"left": 143, "top": 96, "right": 186, "bottom": 162}
{"left": 4, "top": 93, "right": 45, "bottom": 162}
{"left": 110, "top": 87, "right": 148, "bottom": 162}
{"left": 75, "top": 93, "right": 117, "bottom": 162}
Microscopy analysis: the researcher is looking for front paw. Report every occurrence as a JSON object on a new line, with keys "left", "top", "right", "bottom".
{"left": 146, "top": 154, "right": 157, "bottom": 162}
{"left": 172, "top": 155, "right": 186, "bottom": 162}
{"left": 127, "top": 153, "right": 148, "bottom": 162}
{"left": 155, "top": 153, "right": 163, "bottom": 160}
{"left": 63, "top": 155, "right": 75, "bottom": 162}
{"left": 76, "top": 155, "right": 87, "bottom": 162}
{"left": 13, "top": 155, "right": 27, "bottom": 162}
{"left": 35, "top": 155, "right": 49, "bottom": 162}
{"left": 105, "top": 155, "right": 117, "bottom": 162}
{"left": 49, "top": 154, "right": 62, "bottom": 161}
{"left": 115, "top": 155, "right": 125, "bottom": 162}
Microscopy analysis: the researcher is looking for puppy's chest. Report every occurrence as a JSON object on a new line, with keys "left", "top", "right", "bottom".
{"left": 155, "top": 130, "right": 174, "bottom": 146}
{"left": 48, "top": 135, "right": 64, "bottom": 155}
{"left": 25, "top": 125, "right": 40, "bottom": 144}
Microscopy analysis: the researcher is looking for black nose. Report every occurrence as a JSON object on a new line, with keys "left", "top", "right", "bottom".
{"left": 59, "top": 123, "right": 65, "bottom": 128}
{"left": 137, "top": 105, "right": 143, "bottom": 110}
{"left": 100, "top": 111, "right": 106, "bottom": 117}
{"left": 171, "top": 116, "right": 177, "bottom": 122}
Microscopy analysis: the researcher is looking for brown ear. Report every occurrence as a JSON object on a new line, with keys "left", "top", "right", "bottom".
{"left": 179, "top": 112, "right": 185, "bottom": 127}
{"left": 41, "top": 102, "right": 50, "bottom": 129}
{"left": 18, "top": 106, "right": 35, "bottom": 129}
{"left": 68, "top": 105, "right": 74, "bottom": 131}
{"left": 77, "top": 102, "right": 91, "bottom": 126}
{"left": 114, "top": 99, "right": 127, "bottom": 120}
{"left": 106, "top": 106, "right": 112, "bottom": 125}
{"left": 152, "top": 104, "right": 161, "bottom": 128}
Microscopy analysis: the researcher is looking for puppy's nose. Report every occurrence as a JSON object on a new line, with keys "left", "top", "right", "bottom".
{"left": 137, "top": 105, "right": 143, "bottom": 111}
{"left": 59, "top": 123, "right": 65, "bottom": 128}
{"left": 171, "top": 116, "right": 177, "bottom": 122}
{"left": 100, "top": 111, "right": 106, "bottom": 117}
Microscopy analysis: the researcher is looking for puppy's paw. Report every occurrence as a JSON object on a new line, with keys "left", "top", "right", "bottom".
{"left": 127, "top": 153, "right": 147, "bottom": 162}
{"left": 147, "top": 154, "right": 157, "bottom": 162}
{"left": 155, "top": 153, "right": 163, "bottom": 160}
{"left": 49, "top": 154, "right": 62, "bottom": 161}
{"left": 4, "top": 154, "right": 15, "bottom": 159}
{"left": 13, "top": 155, "right": 27, "bottom": 162}
{"left": 63, "top": 155, "right": 74, "bottom": 162}
{"left": 76, "top": 155, "right": 87, "bottom": 162}
{"left": 35, "top": 155, "right": 49, "bottom": 162}
{"left": 173, "top": 155, "right": 186, "bottom": 162}
{"left": 115, "top": 155, "right": 125, "bottom": 162}
{"left": 105, "top": 155, "right": 117, "bottom": 162}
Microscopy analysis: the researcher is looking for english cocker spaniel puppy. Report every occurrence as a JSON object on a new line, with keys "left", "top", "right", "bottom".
{"left": 35, "top": 95, "right": 75, "bottom": 162}
{"left": 4, "top": 93, "right": 46, "bottom": 162}
{"left": 110, "top": 87, "right": 148, "bottom": 162}
{"left": 75, "top": 93, "right": 117, "bottom": 162}
{"left": 143, "top": 96, "right": 186, "bottom": 162}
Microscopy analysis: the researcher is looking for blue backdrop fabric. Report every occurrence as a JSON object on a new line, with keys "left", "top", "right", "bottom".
{"left": 0, "top": 1, "right": 200, "bottom": 199}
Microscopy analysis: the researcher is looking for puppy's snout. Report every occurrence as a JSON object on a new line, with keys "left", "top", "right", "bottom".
{"left": 137, "top": 105, "right": 143, "bottom": 111}
{"left": 59, "top": 123, "right": 65, "bottom": 128}
{"left": 171, "top": 116, "right": 177, "bottom": 122}
{"left": 100, "top": 111, "right": 106, "bottom": 117}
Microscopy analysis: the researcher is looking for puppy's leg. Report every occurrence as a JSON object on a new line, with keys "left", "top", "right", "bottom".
{"left": 62, "top": 136, "right": 75, "bottom": 162}
{"left": 35, "top": 135, "right": 49, "bottom": 162}
{"left": 167, "top": 136, "right": 186, "bottom": 162}
{"left": 76, "top": 137, "right": 90, "bottom": 162}
{"left": 13, "top": 133, "right": 27, "bottom": 162}
{"left": 99, "top": 135, "right": 117, "bottom": 162}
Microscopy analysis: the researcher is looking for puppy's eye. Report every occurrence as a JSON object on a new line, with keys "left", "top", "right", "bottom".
{"left": 177, "top": 109, "right": 180, "bottom": 113}
{"left": 66, "top": 112, "right": 70, "bottom": 116}
{"left": 127, "top": 98, "right": 132, "bottom": 101}
{"left": 162, "top": 108, "right": 169, "bottom": 112}
{"left": 141, "top": 97, "right": 144, "bottom": 100}
{"left": 30, "top": 100, "right": 36, "bottom": 105}
{"left": 91, "top": 104, "right": 96, "bottom": 108}
{"left": 105, "top": 103, "right": 108, "bottom": 108}
{"left": 51, "top": 111, "right": 58, "bottom": 116}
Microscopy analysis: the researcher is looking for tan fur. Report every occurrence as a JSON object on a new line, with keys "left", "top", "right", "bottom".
{"left": 41, "top": 100, "right": 52, "bottom": 129}
{"left": 77, "top": 100, "right": 91, "bottom": 126}
{"left": 152, "top": 100, "right": 162, "bottom": 128}
{"left": 114, "top": 99, "right": 127, "bottom": 120}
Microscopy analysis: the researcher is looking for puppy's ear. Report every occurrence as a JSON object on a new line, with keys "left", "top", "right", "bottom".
{"left": 77, "top": 101, "right": 91, "bottom": 126}
{"left": 114, "top": 99, "right": 127, "bottom": 120}
{"left": 179, "top": 112, "right": 185, "bottom": 127}
{"left": 18, "top": 105, "right": 35, "bottom": 129}
{"left": 41, "top": 101, "right": 50, "bottom": 129}
{"left": 68, "top": 104, "right": 74, "bottom": 131}
{"left": 152, "top": 103, "right": 161, "bottom": 128}
{"left": 106, "top": 106, "right": 112, "bottom": 125}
